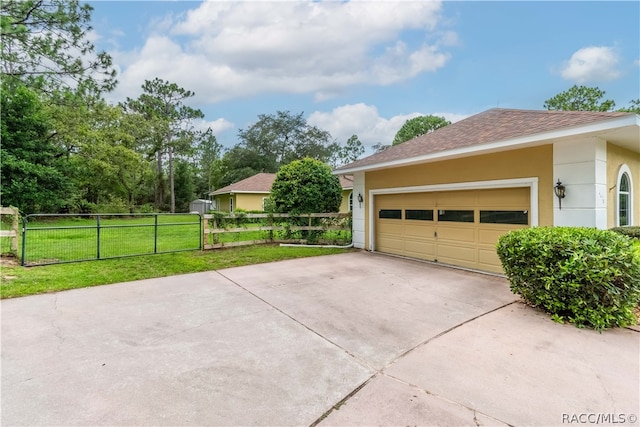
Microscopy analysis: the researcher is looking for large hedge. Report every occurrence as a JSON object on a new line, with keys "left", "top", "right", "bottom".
{"left": 610, "top": 226, "right": 640, "bottom": 240}
{"left": 497, "top": 227, "right": 640, "bottom": 330}
{"left": 270, "top": 158, "right": 342, "bottom": 214}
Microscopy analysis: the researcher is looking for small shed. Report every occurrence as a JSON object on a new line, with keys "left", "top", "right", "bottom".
{"left": 189, "top": 199, "right": 213, "bottom": 214}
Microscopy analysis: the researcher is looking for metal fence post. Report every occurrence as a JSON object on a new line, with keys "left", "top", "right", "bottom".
{"left": 21, "top": 215, "right": 27, "bottom": 266}
{"left": 154, "top": 214, "right": 158, "bottom": 253}
{"left": 96, "top": 215, "right": 101, "bottom": 259}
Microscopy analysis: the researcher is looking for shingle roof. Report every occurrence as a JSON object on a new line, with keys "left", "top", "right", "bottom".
{"left": 335, "top": 108, "right": 633, "bottom": 172}
{"left": 211, "top": 172, "right": 353, "bottom": 195}
{"left": 210, "top": 173, "right": 276, "bottom": 195}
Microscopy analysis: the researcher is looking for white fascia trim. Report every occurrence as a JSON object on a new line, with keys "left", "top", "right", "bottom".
{"left": 339, "top": 115, "right": 640, "bottom": 174}
{"left": 367, "top": 177, "right": 539, "bottom": 252}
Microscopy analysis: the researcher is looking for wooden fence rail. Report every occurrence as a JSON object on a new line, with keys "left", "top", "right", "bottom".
{"left": 0, "top": 207, "right": 19, "bottom": 253}
{"left": 202, "top": 212, "right": 351, "bottom": 249}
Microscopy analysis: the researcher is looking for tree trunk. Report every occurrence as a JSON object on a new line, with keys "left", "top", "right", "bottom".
{"left": 155, "top": 150, "right": 164, "bottom": 211}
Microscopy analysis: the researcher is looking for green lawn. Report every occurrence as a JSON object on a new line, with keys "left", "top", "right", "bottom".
{"left": 1, "top": 245, "right": 353, "bottom": 299}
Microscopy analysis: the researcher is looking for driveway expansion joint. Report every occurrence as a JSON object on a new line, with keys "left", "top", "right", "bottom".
{"left": 214, "top": 270, "right": 377, "bottom": 371}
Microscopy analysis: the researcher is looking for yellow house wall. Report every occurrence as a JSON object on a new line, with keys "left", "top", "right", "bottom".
{"left": 236, "top": 193, "right": 269, "bottom": 211}
{"left": 364, "top": 145, "right": 554, "bottom": 248}
{"left": 339, "top": 190, "right": 352, "bottom": 213}
{"left": 606, "top": 143, "right": 640, "bottom": 228}
{"left": 215, "top": 194, "right": 232, "bottom": 212}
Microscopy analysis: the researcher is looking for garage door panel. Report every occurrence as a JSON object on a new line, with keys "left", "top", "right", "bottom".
{"left": 404, "top": 241, "right": 436, "bottom": 260}
{"left": 479, "top": 228, "right": 512, "bottom": 245}
{"left": 404, "top": 223, "right": 435, "bottom": 237}
{"left": 377, "top": 222, "right": 403, "bottom": 234}
{"left": 478, "top": 248, "right": 501, "bottom": 266}
{"left": 437, "top": 244, "right": 476, "bottom": 262}
{"left": 436, "top": 226, "right": 475, "bottom": 244}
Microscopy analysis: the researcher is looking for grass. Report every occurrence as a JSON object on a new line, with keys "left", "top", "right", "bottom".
{"left": 0, "top": 245, "right": 354, "bottom": 299}
{"left": 12, "top": 214, "right": 201, "bottom": 264}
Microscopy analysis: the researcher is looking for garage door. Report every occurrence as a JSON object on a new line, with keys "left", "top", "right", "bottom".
{"left": 375, "top": 188, "right": 529, "bottom": 273}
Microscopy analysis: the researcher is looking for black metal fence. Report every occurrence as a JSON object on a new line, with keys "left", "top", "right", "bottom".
{"left": 21, "top": 213, "right": 201, "bottom": 266}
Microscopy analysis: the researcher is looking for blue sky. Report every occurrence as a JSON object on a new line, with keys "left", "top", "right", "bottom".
{"left": 88, "top": 1, "right": 640, "bottom": 153}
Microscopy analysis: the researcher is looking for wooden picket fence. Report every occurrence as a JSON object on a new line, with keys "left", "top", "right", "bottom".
{"left": 202, "top": 212, "right": 351, "bottom": 249}
{"left": 0, "top": 207, "right": 19, "bottom": 253}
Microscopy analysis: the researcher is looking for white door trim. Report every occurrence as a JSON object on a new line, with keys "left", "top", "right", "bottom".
{"left": 368, "top": 177, "right": 539, "bottom": 251}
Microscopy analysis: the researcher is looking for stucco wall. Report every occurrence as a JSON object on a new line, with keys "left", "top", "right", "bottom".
{"left": 215, "top": 195, "right": 232, "bottom": 212}
{"left": 363, "top": 145, "right": 554, "bottom": 249}
{"left": 236, "top": 193, "right": 268, "bottom": 211}
{"left": 339, "top": 190, "right": 352, "bottom": 213}
{"left": 607, "top": 143, "right": 640, "bottom": 228}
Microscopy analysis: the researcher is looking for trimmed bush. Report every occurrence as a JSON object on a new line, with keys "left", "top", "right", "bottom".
{"left": 610, "top": 226, "right": 640, "bottom": 240}
{"left": 497, "top": 227, "right": 640, "bottom": 330}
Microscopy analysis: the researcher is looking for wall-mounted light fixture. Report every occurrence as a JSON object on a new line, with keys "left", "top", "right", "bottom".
{"left": 357, "top": 193, "right": 364, "bottom": 208}
{"left": 554, "top": 179, "right": 566, "bottom": 210}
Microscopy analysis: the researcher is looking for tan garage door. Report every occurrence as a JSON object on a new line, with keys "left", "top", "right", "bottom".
{"left": 375, "top": 188, "right": 530, "bottom": 273}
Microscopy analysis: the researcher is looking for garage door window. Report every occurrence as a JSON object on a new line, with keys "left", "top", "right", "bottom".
{"left": 405, "top": 209, "right": 433, "bottom": 221}
{"left": 480, "top": 210, "right": 528, "bottom": 225}
{"left": 437, "top": 210, "right": 474, "bottom": 222}
{"left": 379, "top": 209, "right": 402, "bottom": 219}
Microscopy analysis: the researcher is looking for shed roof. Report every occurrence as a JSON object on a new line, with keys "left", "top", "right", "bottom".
{"left": 334, "top": 108, "right": 635, "bottom": 173}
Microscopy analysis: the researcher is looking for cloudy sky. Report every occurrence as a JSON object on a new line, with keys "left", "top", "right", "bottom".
{"left": 89, "top": 1, "right": 639, "bottom": 152}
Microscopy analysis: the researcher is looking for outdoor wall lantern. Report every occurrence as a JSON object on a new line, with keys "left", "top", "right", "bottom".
{"left": 554, "top": 179, "right": 566, "bottom": 210}
{"left": 357, "top": 193, "right": 364, "bottom": 207}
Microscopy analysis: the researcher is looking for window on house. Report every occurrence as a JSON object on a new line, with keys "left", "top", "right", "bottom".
{"left": 405, "top": 209, "right": 434, "bottom": 221}
{"left": 229, "top": 197, "right": 234, "bottom": 213}
{"left": 480, "top": 210, "right": 529, "bottom": 225}
{"left": 619, "top": 172, "right": 631, "bottom": 226}
{"left": 379, "top": 209, "right": 402, "bottom": 219}
{"left": 437, "top": 210, "right": 474, "bottom": 223}
{"left": 349, "top": 192, "right": 353, "bottom": 212}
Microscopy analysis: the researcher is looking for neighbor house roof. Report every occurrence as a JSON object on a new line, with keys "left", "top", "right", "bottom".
{"left": 210, "top": 172, "right": 353, "bottom": 196}
{"left": 334, "top": 108, "right": 637, "bottom": 173}
{"left": 210, "top": 173, "right": 276, "bottom": 196}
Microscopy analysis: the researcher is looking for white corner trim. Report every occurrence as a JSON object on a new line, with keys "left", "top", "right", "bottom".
{"left": 367, "top": 177, "right": 539, "bottom": 252}
{"left": 616, "top": 164, "right": 634, "bottom": 226}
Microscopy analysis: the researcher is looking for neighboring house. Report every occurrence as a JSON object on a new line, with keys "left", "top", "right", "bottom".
{"left": 333, "top": 108, "right": 639, "bottom": 274}
{"left": 209, "top": 172, "right": 354, "bottom": 213}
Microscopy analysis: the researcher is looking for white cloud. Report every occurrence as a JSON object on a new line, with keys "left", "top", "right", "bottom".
{"left": 110, "top": 1, "right": 453, "bottom": 104}
{"left": 196, "top": 118, "right": 235, "bottom": 135}
{"left": 308, "top": 103, "right": 469, "bottom": 149}
{"left": 561, "top": 46, "right": 621, "bottom": 83}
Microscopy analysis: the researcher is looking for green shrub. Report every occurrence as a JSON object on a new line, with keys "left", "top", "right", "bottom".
{"left": 496, "top": 227, "right": 640, "bottom": 331}
{"left": 610, "top": 226, "right": 640, "bottom": 240}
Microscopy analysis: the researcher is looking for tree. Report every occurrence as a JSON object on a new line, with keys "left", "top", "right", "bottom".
{"left": 192, "top": 128, "right": 223, "bottom": 197}
{"left": 543, "top": 85, "right": 615, "bottom": 112}
{"left": 392, "top": 115, "right": 450, "bottom": 146}
{"left": 124, "top": 78, "right": 204, "bottom": 212}
{"left": 335, "top": 134, "right": 365, "bottom": 166}
{"left": 371, "top": 142, "right": 390, "bottom": 153}
{"left": 617, "top": 99, "right": 640, "bottom": 114}
{"left": 270, "top": 158, "right": 342, "bottom": 214}
{"left": 0, "top": 0, "right": 116, "bottom": 95}
{"left": 235, "top": 111, "right": 336, "bottom": 173}
{"left": 0, "top": 82, "right": 70, "bottom": 213}
{"left": 174, "top": 159, "right": 195, "bottom": 212}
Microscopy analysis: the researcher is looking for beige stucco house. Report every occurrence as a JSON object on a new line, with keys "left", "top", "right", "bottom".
{"left": 334, "top": 108, "right": 639, "bottom": 274}
{"left": 210, "top": 172, "right": 354, "bottom": 213}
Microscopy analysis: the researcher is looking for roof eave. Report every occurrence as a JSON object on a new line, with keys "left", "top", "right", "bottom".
{"left": 334, "top": 114, "right": 640, "bottom": 174}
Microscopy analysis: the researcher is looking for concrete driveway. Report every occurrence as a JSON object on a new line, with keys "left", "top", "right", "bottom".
{"left": 2, "top": 251, "right": 638, "bottom": 426}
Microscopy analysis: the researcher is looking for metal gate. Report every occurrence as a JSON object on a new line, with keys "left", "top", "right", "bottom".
{"left": 21, "top": 213, "right": 202, "bottom": 266}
